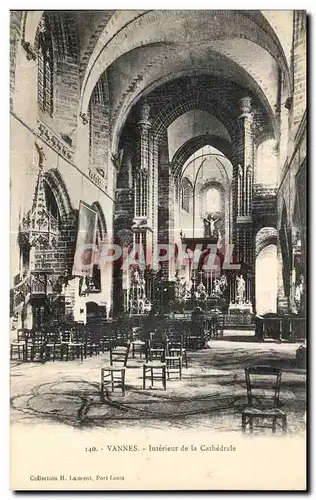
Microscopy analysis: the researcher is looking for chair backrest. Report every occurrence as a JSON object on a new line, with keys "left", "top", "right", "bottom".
{"left": 167, "top": 334, "right": 184, "bottom": 351}
{"left": 109, "top": 342, "right": 131, "bottom": 366}
{"left": 131, "top": 327, "right": 142, "bottom": 341}
{"left": 147, "top": 339, "right": 166, "bottom": 361}
{"left": 245, "top": 366, "right": 283, "bottom": 408}
{"left": 16, "top": 329, "right": 29, "bottom": 342}
{"left": 30, "top": 331, "right": 46, "bottom": 343}
{"left": 61, "top": 330, "right": 73, "bottom": 343}
{"left": 46, "top": 331, "right": 59, "bottom": 342}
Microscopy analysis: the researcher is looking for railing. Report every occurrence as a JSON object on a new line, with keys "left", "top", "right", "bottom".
{"left": 252, "top": 185, "right": 277, "bottom": 217}
{"left": 37, "top": 120, "right": 74, "bottom": 162}
{"left": 255, "top": 316, "right": 306, "bottom": 342}
{"left": 221, "top": 314, "right": 255, "bottom": 328}
{"left": 253, "top": 184, "right": 278, "bottom": 198}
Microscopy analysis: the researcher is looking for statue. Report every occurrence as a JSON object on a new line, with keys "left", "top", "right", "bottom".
{"left": 217, "top": 230, "right": 223, "bottom": 250}
{"left": 236, "top": 274, "right": 246, "bottom": 303}
{"left": 219, "top": 274, "right": 227, "bottom": 290}
{"left": 202, "top": 213, "right": 221, "bottom": 238}
{"left": 214, "top": 279, "right": 221, "bottom": 295}
{"left": 132, "top": 268, "right": 140, "bottom": 283}
{"left": 196, "top": 281, "right": 207, "bottom": 301}
{"left": 185, "top": 279, "right": 193, "bottom": 300}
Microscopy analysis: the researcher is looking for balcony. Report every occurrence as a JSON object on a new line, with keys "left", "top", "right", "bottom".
{"left": 252, "top": 184, "right": 277, "bottom": 222}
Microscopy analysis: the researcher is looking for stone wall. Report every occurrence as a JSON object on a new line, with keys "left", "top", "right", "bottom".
{"left": 292, "top": 11, "right": 306, "bottom": 131}
{"left": 89, "top": 74, "right": 111, "bottom": 181}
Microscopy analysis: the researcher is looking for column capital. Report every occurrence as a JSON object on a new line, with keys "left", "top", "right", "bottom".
{"left": 238, "top": 96, "right": 254, "bottom": 121}
{"left": 138, "top": 101, "right": 152, "bottom": 130}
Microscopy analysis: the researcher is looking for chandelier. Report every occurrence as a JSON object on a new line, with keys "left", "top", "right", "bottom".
{"left": 19, "top": 144, "right": 59, "bottom": 248}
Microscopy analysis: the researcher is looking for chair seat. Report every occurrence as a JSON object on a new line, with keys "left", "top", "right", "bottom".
{"left": 144, "top": 361, "right": 166, "bottom": 368}
{"left": 11, "top": 340, "right": 26, "bottom": 346}
{"left": 132, "top": 340, "right": 146, "bottom": 346}
{"left": 102, "top": 366, "right": 127, "bottom": 372}
{"left": 243, "top": 407, "right": 286, "bottom": 417}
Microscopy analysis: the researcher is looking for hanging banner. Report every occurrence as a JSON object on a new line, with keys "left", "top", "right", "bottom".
{"left": 72, "top": 201, "right": 98, "bottom": 277}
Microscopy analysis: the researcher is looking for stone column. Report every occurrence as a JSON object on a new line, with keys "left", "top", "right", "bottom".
{"left": 136, "top": 101, "right": 151, "bottom": 219}
{"left": 233, "top": 96, "right": 255, "bottom": 306}
{"left": 129, "top": 101, "right": 154, "bottom": 309}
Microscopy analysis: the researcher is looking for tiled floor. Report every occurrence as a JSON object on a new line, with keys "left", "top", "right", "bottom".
{"left": 10, "top": 335, "right": 306, "bottom": 434}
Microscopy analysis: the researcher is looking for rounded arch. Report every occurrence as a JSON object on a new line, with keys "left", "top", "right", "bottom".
{"left": 200, "top": 182, "right": 225, "bottom": 216}
{"left": 112, "top": 52, "right": 277, "bottom": 153}
{"left": 255, "top": 227, "right": 278, "bottom": 257}
{"left": 43, "top": 169, "right": 72, "bottom": 219}
{"left": 254, "top": 130, "right": 276, "bottom": 149}
{"left": 255, "top": 243, "right": 278, "bottom": 314}
{"left": 152, "top": 91, "right": 237, "bottom": 144}
{"left": 80, "top": 10, "right": 290, "bottom": 117}
{"left": 171, "top": 135, "right": 232, "bottom": 176}
{"left": 200, "top": 179, "right": 225, "bottom": 195}
{"left": 181, "top": 149, "right": 233, "bottom": 191}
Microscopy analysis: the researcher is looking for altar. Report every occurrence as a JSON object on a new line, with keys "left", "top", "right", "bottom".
{"left": 228, "top": 302, "right": 253, "bottom": 314}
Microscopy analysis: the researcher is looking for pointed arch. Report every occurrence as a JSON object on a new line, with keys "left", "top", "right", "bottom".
{"left": 43, "top": 169, "right": 72, "bottom": 219}
{"left": 171, "top": 135, "right": 232, "bottom": 177}
{"left": 91, "top": 201, "right": 107, "bottom": 242}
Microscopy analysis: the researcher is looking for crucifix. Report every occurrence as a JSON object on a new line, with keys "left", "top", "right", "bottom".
{"left": 202, "top": 213, "right": 221, "bottom": 238}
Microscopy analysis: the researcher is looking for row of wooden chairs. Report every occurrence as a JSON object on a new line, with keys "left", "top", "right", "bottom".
{"left": 101, "top": 359, "right": 288, "bottom": 435}
{"left": 10, "top": 329, "right": 116, "bottom": 362}
{"left": 100, "top": 333, "right": 189, "bottom": 398}
{"left": 100, "top": 344, "right": 289, "bottom": 435}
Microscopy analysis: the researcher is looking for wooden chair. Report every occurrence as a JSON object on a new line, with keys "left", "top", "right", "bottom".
{"left": 165, "top": 340, "right": 182, "bottom": 380}
{"left": 45, "top": 331, "right": 64, "bottom": 361}
{"left": 66, "top": 339, "right": 84, "bottom": 361}
{"left": 26, "top": 332, "right": 46, "bottom": 362}
{"left": 130, "top": 327, "right": 146, "bottom": 358}
{"left": 10, "top": 329, "right": 27, "bottom": 361}
{"left": 242, "top": 366, "right": 287, "bottom": 434}
{"left": 62, "top": 330, "right": 84, "bottom": 361}
{"left": 100, "top": 342, "right": 131, "bottom": 398}
{"left": 186, "top": 332, "right": 204, "bottom": 351}
{"left": 84, "top": 332, "right": 100, "bottom": 357}
{"left": 167, "top": 333, "right": 188, "bottom": 369}
{"left": 143, "top": 340, "right": 167, "bottom": 390}
{"left": 99, "top": 332, "right": 114, "bottom": 353}
{"left": 145, "top": 338, "right": 166, "bottom": 361}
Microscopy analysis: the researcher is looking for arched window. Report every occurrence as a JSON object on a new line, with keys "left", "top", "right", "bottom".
{"left": 181, "top": 177, "right": 193, "bottom": 213}
{"left": 37, "top": 15, "right": 54, "bottom": 115}
{"left": 255, "top": 139, "right": 277, "bottom": 185}
{"left": 44, "top": 182, "right": 59, "bottom": 224}
{"left": 205, "top": 187, "right": 221, "bottom": 213}
{"left": 237, "top": 165, "right": 243, "bottom": 215}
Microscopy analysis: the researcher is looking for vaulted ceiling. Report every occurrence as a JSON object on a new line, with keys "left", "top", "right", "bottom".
{"left": 22, "top": 10, "right": 293, "bottom": 151}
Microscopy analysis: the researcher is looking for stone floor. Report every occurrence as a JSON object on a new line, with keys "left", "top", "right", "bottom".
{"left": 10, "top": 333, "right": 306, "bottom": 434}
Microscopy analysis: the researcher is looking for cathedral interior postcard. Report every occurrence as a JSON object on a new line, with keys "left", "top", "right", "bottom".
{"left": 9, "top": 9, "right": 307, "bottom": 491}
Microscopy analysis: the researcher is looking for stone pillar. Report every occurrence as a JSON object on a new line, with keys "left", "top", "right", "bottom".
{"left": 157, "top": 133, "right": 172, "bottom": 281}
{"left": 129, "top": 101, "right": 154, "bottom": 309}
{"left": 136, "top": 101, "right": 151, "bottom": 219}
{"left": 233, "top": 97, "right": 255, "bottom": 306}
{"left": 292, "top": 11, "right": 306, "bottom": 131}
